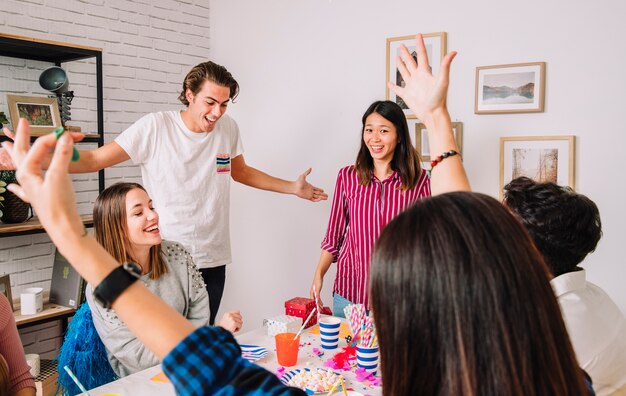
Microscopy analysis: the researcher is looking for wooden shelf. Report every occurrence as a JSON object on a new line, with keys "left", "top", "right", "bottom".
{"left": 0, "top": 132, "right": 101, "bottom": 140}
{"left": 0, "top": 33, "right": 101, "bottom": 62}
{"left": 0, "top": 214, "right": 93, "bottom": 237}
{"left": 14, "top": 303, "right": 75, "bottom": 329}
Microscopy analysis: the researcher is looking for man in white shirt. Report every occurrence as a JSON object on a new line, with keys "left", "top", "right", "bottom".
{"left": 504, "top": 177, "right": 626, "bottom": 396}
{"left": 1, "top": 61, "right": 328, "bottom": 324}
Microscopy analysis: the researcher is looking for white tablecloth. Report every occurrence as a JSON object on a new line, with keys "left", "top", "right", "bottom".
{"left": 85, "top": 320, "right": 382, "bottom": 395}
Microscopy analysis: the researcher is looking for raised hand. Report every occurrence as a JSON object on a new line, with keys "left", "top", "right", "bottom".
{"left": 387, "top": 34, "right": 457, "bottom": 124}
{"left": 1, "top": 118, "right": 85, "bottom": 241}
{"left": 0, "top": 127, "right": 17, "bottom": 170}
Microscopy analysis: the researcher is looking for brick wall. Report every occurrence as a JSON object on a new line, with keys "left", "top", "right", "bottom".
{"left": 0, "top": 0, "right": 211, "bottom": 357}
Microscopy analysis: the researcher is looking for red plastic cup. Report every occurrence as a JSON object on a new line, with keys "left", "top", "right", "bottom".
{"left": 275, "top": 332, "right": 300, "bottom": 367}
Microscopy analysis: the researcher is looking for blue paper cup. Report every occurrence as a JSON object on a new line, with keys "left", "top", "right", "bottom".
{"left": 356, "top": 345, "right": 379, "bottom": 374}
{"left": 319, "top": 316, "right": 341, "bottom": 349}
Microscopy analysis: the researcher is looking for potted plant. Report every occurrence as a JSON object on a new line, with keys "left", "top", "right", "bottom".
{"left": 0, "top": 112, "right": 8, "bottom": 129}
{"left": 0, "top": 170, "right": 31, "bottom": 223}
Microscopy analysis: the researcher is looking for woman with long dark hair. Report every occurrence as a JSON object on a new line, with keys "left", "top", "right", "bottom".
{"left": 370, "top": 192, "right": 593, "bottom": 395}
{"left": 310, "top": 40, "right": 469, "bottom": 314}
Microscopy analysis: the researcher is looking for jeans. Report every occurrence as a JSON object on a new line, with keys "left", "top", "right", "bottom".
{"left": 332, "top": 293, "right": 354, "bottom": 318}
{"left": 199, "top": 265, "right": 226, "bottom": 325}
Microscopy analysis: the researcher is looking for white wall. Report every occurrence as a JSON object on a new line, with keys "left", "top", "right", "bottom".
{"left": 210, "top": 0, "right": 626, "bottom": 328}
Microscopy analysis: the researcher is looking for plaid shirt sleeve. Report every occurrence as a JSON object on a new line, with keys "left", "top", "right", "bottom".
{"left": 162, "top": 326, "right": 307, "bottom": 396}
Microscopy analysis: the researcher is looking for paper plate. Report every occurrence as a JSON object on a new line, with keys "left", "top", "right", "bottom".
{"left": 280, "top": 367, "right": 342, "bottom": 394}
{"left": 240, "top": 344, "right": 268, "bottom": 362}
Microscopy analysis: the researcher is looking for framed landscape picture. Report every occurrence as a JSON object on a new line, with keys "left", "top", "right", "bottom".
{"left": 386, "top": 32, "right": 447, "bottom": 118}
{"left": 6, "top": 94, "right": 62, "bottom": 135}
{"left": 500, "top": 135, "right": 575, "bottom": 197}
{"left": 415, "top": 122, "right": 463, "bottom": 161}
{"left": 475, "top": 62, "right": 546, "bottom": 114}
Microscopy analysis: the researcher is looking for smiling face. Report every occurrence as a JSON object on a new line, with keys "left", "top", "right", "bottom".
{"left": 182, "top": 80, "right": 231, "bottom": 133}
{"left": 125, "top": 188, "right": 161, "bottom": 252}
{"left": 363, "top": 112, "right": 398, "bottom": 164}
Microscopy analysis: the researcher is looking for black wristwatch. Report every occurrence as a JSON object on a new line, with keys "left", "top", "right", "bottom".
{"left": 93, "top": 262, "right": 142, "bottom": 309}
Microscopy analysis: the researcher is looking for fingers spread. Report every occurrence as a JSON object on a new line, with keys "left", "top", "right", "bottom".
{"left": 414, "top": 33, "right": 431, "bottom": 72}
{"left": 2, "top": 127, "right": 15, "bottom": 140}
{"left": 15, "top": 118, "right": 36, "bottom": 153}
{"left": 48, "top": 134, "right": 74, "bottom": 175}
{"left": 398, "top": 44, "right": 417, "bottom": 71}
{"left": 6, "top": 183, "right": 30, "bottom": 203}
{"left": 396, "top": 54, "right": 411, "bottom": 83}
{"left": 301, "top": 168, "right": 312, "bottom": 178}
{"left": 387, "top": 81, "right": 403, "bottom": 97}
{"left": 439, "top": 51, "right": 457, "bottom": 80}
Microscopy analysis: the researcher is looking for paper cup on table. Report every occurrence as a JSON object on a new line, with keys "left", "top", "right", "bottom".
{"left": 319, "top": 316, "right": 341, "bottom": 350}
{"left": 356, "top": 345, "right": 379, "bottom": 374}
{"left": 25, "top": 353, "right": 40, "bottom": 377}
{"left": 275, "top": 332, "right": 300, "bottom": 367}
{"left": 20, "top": 287, "right": 43, "bottom": 315}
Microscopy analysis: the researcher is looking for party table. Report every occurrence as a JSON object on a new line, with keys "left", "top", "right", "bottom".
{"left": 84, "top": 318, "right": 382, "bottom": 395}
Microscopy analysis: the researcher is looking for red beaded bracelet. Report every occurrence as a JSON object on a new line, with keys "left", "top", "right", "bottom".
{"left": 430, "top": 150, "right": 459, "bottom": 169}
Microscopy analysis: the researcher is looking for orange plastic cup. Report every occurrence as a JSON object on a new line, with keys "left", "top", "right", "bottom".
{"left": 275, "top": 332, "right": 300, "bottom": 367}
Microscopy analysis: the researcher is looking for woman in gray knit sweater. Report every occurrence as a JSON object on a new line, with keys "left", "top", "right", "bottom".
{"left": 85, "top": 182, "right": 243, "bottom": 377}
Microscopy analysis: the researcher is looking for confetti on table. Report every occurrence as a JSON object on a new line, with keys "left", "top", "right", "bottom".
{"left": 354, "top": 368, "right": 382, "bottom": 387}
{"left": 151, "top": 371, "right": 170, "bottom": 383}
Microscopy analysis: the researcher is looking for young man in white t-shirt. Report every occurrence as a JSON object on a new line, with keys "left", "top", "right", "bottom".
{"left": 2, "top": 61, "right": 327, "bottom": 324}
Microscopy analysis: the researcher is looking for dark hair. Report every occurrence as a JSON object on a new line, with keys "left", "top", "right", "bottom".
{"left": 370, "top": 192, "right": 589, "bottom": 396}
{"left": 355, "top": 101, "right": 422, "bottom": 191}
{"left": 93, "top": 182, "right": 167, "bottom": 280}
{"left": 178, "top": 61, "right": 240, "bottom": 106}
{"left": 503, "top": 177, "right": 602, "bottom": 276}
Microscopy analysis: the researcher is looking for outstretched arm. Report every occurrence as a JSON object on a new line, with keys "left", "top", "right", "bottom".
{"left": 1, "top": 119, "right": 129, "bottom": 173}
{"left": 230, "top": 154, "right": 328, "bottom": 202}
{"left": 388, "top": 34, "right": 470, "bottom": 194}
{"left": 2, "top": 121, "right": 194, "bottom": 361}
{"left": 4, "top": 120, "right": 306, "bottom": 395}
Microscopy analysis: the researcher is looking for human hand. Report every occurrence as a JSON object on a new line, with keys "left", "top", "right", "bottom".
{"left": 1, "top": 124, "right": 83, "bottom": 170}
{"left": 218, "top": 310, "right": 243, "bottom": 333}
{"left": 295, "top": 168, "right": 328, "bottom": 202}
{"left": 0, "top": 127, "right": 16, "bottom": 170}
{"left": 1, "top": 118, "right": 85, "bottom": 241}
{"left": 310, "top": 277, "right": 324, "bottom": 308}
{"left": 387, "top": 34, "right": 457, "bottom": 124}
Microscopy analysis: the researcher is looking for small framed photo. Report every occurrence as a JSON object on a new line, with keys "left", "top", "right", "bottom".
{"left": 475, "top": 62, "right": 546, "bottom": 114}
{"left": 0, "top": 274, "right": 13, "bottom": 309}
{"left": 386, "top": 32, "right": 447, "bottom": 119}
{"left": 500, "top": 135, "right": 575, "bottom": 197}
{"left": 415, "top": 122, "right": 463, "bottom": 161}
{"left": 6, "top": 94, "right": 62, "bottom": 135}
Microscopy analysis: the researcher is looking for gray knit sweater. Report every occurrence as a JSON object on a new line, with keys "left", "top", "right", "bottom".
{"left": 86, "top": 240, "right": 210, "bottom": 377}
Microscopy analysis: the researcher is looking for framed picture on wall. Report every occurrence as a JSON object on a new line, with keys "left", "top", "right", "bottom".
{"left": 386, "top": 32, "right": 447, "bottom": 119}
{"left": 500, "top": 135, "right": 575, "bottom": 198}
{"left": 6, "top": 94, "right": 62, "bottom": 135}
{"left": 475, "top": 62, "right": 546, "bottom": 114}
{"left": 415, "top": 122, "right": 463, "bottom": 161}
{"left": 0, "top": 274, "right": 13, "bottom": 309}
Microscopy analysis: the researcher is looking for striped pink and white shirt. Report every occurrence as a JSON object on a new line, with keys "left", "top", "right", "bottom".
{"left": 321, "top": 165, "right": 431, "bottom": 308}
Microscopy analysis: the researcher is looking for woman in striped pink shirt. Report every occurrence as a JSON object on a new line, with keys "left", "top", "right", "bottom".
{"left": 310, "top": 34, "right": 470, "bottom": 316}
